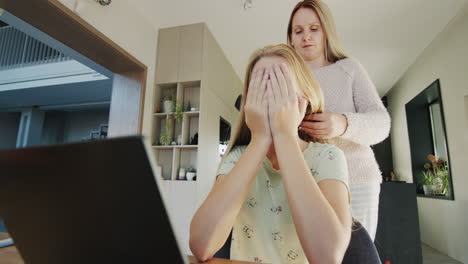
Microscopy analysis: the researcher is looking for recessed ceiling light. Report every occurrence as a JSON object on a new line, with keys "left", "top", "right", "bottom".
{"left": 244, "top": 0, "right": 253, "bottom": 10}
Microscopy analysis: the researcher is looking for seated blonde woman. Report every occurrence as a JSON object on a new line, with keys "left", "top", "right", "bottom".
{"left": 189, "top": 44, "right": 352, "bottom": 264}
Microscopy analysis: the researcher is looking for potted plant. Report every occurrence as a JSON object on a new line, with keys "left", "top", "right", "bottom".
{"left": 162, "top": 89, "right": 176, "bottom": 113}
{"left": 159, "top": 133, "right": 170, "bottom": 146}
{"left": 421, "top": 169, "right": 435, "bottom": 195}
{"left": 174, "top": 101, "right": 183, "bottom": 122}
{"left": 159, "top": 118, "right": 173, "bottom": 145}
{"left": 421, "top": 154, "right": 449, "bottom": 195}
{"left": 186, "top": 167, "right": 196, "bottom": 181}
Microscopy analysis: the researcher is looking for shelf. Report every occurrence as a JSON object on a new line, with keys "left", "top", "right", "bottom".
{"left": 154, "top": 111, "right": 199, "bottom": 117}
{"left": 152, "top": 145, "right": 198, "bottom": 149}
{"left": 184, "top": 111, "right": 200, "bottom": 117}
{"left": 154, "top": 112, "right": 175, "bottom": 117}
{"left": 162, "top": 179, "right": 197, "bottom": 183}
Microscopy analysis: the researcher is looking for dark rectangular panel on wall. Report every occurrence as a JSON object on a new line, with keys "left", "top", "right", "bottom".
{"left": 406, "top": 94, "right": 435, "bottom": 192}
{"left": 375, "top": 182, "right": 422, "bottom": 264}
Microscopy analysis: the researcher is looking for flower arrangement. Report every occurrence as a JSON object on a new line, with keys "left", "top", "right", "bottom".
{"left": 421, "top": 154, "right": 449, "bottom": 195}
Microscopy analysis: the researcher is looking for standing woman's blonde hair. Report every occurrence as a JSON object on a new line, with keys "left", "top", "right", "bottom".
{"left": 287, "top": 0, "right": 347, "bottom": 63}
{"left": 224, "top": 44, "right": 325, "bottom": 156}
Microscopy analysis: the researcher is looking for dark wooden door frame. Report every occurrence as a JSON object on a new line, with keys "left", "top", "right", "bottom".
{"left": 0, "top": 0, "right": 148, "bottom": 136}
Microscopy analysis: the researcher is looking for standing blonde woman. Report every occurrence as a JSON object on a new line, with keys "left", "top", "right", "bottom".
{"left": 190, "top": 44, "right": 353, "bottom": 264}
{"left": 287, "top": 0, "right": 391, "bottom": 240}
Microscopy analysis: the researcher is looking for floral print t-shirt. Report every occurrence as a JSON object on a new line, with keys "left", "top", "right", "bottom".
{"left": 216, "top": 142, "right": 350, "bottom": 264}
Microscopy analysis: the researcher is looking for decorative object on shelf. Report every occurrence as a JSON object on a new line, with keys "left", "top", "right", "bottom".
{"left": 177, "top": 135, "right": 182, "bottom": 145}
{"left": 190, "top": 107, "right": 198, "bottom": 111}
{"left": 178, "top": 168, "right": 186, "bottom": 180}
{"left": 155, "top": 165, "right": 163, "bottom": 180}
{"left": 186, "top": 101, "right": 191, "bottom": 112}
{"left": 162, "top": 89, "right": 176, "bottom": 113}
{"left": 186, "top": 167, "right": 197, "bottom": 181}
{"left": 171, "top": 141, "right": 176, "bottom": 145}
{"left": 163, "top": 98, "right": 174, "bottom": 113}
{"left": 190, "top": 132, "right": 198, "bottom": 145}
{"left": 390, "top": 171, "right": 396, "bottom": 182}
{"left": 155, "top": 106, "right": 161, "bottom": 113}
{"left": 420, "top": 154, "right": 449, "bottom": 195}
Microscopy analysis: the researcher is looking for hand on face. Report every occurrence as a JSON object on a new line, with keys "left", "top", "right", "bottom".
{"left": 266, "top": 63, "right": 308, "bottom": 138}
{"left": 244, "top": 67, "right": 271, "bottom": 144}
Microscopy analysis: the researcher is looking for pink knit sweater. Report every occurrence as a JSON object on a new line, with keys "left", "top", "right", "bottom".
{"left": 310, "top": 58, "right": 391, "bottom": 185}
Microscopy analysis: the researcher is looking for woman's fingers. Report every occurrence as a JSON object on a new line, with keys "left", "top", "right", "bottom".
{"left": 269, "top": 68, "right": 281, "bottom": 104}
{"left": 280, "top": 63, "right": 295, "bottom": 100}
{"left": 248, "top": 68, "right": 264, "bottom": 105}
{"left": 273, "top": 64, "right": 288, "bottom": 100}
{"left": 303, "top": 113, "right": 327, "bottom": 122}
{"left": 300, "top": 120, "right": 327, "bottom": 130}
{"left": 257, "top": 69, "right": 268, "bottom": 105}
{"left": 299, "top": 127, "right": 330, "bottom": 138}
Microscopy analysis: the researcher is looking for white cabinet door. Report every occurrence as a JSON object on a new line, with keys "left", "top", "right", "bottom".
{"left": 178, "top": 24, "right": 203, "bottom": 82}
{"left": 156, "top": 27, "right": 179, "bottom": 84}
{"left": 167, "top": 181, "right": 197, "bottom": 255}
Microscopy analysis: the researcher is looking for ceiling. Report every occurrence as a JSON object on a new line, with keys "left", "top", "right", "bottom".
{"left": 0, "top": 79, "right": 112, "bottom": 110}
{"left": 128, "top": 0, "right": 467, "bottom": 96}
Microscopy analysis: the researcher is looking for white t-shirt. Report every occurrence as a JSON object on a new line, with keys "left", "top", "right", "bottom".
{"left": 216, "top": 141, "right": 350, "bottom": 264}
{"left": 216, "top": 142, "right": 349, "bottom": 264}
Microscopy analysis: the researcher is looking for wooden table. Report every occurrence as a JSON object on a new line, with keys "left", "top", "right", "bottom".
{"left": 0, "top": 235, "right": 258, "bottom": 264}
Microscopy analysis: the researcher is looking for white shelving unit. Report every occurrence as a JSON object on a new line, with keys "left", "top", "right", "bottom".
{"left": 152, "top": 80, "right": 201, "bottom": 181}
{"left": 150, "top": 23, "right": 242, "bottom": 255}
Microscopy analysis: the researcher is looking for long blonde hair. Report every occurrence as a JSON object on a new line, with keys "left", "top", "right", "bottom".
{"left": 287, "top": 0, "right": 348, "bottom": 63}
{"left": 224, "top": 44, "right": 325, "bottom": 156}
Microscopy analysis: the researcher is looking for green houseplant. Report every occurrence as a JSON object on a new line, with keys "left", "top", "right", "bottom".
{"left": 421, "top": 154, "right": 449, "bottom": 195}
{"left": 159, "top": 118, "right": 173, "bottom": 145}
{"left": 174, "top": 101, "right": 183, "bottom": 122}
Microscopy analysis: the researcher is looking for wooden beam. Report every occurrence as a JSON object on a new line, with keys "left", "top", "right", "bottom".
{"left": 0, "top": 0, "right": 146, "bottom": 74}
{"left": 0, "top": 0, "right": 148, "bottom": 134}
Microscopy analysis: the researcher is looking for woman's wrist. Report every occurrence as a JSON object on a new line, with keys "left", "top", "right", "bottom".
{"left": 338, "top": 114, "right": 349, "bottom": 136}
{"left": 273, "top": 131, "right": 299, "bottom": 145}
{"left": 250, "top": 135, "right": 271, "bottom": 150}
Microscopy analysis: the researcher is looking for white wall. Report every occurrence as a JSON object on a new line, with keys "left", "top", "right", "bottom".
{"left": 465, "top": 95, "right": 468, "bottom": 128}
{"left": 0, "top": 112, "right": 20, "bottom": 150}
{"left": 58, "top": 0, "right": 157, "bottom": 142}
{"left": 386, "top": 2, "right": 468, "bottom": 262}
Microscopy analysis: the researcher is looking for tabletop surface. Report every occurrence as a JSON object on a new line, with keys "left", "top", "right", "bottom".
{"left": 0, "top": 233, "right": 261, "bottom": 264}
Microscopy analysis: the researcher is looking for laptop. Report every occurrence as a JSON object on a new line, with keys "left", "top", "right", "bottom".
{"left": 0, "top": 136, "right": 193, "bottom": 264}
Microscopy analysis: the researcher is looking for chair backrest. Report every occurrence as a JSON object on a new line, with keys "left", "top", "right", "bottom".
{"left": 342, "top": 221, "right": 382, "bottom": 264}
{"left": 214, "top": 221, "right": 381, "bottom": 264}
{"left": 213, "top": 231, "right": 232, "bottom": 259}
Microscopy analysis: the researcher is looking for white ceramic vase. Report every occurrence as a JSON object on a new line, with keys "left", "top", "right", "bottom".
{"left": 163, "top": 100, "right": 174, "bottom": 113}
{"left": 423, "top": 185, "right": 436, "bottom": 195}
